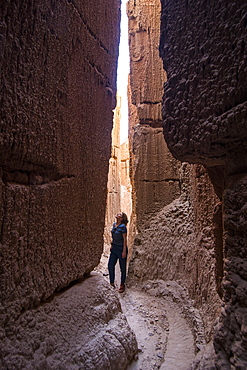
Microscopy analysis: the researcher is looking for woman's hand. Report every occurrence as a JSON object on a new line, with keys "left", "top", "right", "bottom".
{"left": 122, "top": 250, "right": 127, "bottom": 258}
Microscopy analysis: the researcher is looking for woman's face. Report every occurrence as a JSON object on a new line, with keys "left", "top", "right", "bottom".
{"left": 116, "top": 212, "right": 123, "bottom": 220}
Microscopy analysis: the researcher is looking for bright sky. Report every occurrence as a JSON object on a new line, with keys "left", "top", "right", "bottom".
{"left": 117, "top": 0, "right": 129, "bottom": 144}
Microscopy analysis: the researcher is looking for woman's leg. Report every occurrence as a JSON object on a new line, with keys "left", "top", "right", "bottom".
{"left": 108, "top": 251, "right": 118, "bottom": 284}
{"left": 119, "top": 254, "right": 127, "bottom": 285}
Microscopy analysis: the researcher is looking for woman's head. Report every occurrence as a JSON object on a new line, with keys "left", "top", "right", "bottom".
{"left": 121, "top": 212, "right": 129, "bottom": 225}
{"left": 116, "top": 212, "right": 129, "bottom": 225}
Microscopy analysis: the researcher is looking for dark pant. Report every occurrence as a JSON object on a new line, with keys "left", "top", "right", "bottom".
{"left": 108, "top": 245, "right": 127, "bottom": 285}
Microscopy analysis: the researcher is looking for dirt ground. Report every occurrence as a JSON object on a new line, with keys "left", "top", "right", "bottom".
{"left": 96, "top": 252, "right": 206, "bottom": 370}
{"left": 121, "top": 288, "right": 195, "bottom": 370}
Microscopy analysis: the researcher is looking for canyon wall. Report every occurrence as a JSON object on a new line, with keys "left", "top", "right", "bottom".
{"left": 103, "top": 95, "right": 132, "bottom": 253}
{"left": 0, "top": 0, "right": 119, "bottom": 319}
{"left": 127, "top": 0, "right": 221, "bottom": 343}
{"left": 160, "top": 0, "right": 247, "bottom": 368}
{"left": 120, "top": 140, "right": 132, "bottom": 222}
{"left": 0, "top": 1, "right": 138, "bottom": 367}
{"left": 127, "top": 0, "right": 180, "bottom": 230}
{"left": 104, "top": 95, "right": 122, "bottom": 247}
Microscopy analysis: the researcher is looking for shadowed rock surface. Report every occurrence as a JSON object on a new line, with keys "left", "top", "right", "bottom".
{"left": 1, "top": 0, "right": 246, "bottom": 368}
{"left": 0, "top": 1, "right": 139, "bottom": 368}
{"left": 160, "top": 0, "right": 247, "bottom": 367}
{"left": 0, "top": 273, "right": 138, "bottom": 369}
{"left": 160, "top": 0, "right": 247, "bottom": 168}
{"left": 128, "top": 163, "right": 222, "bottom": 341}
{"left": 0, "top": 0, "right": 119, "bottom": 319}
{"left": 127, "top": 0, "right": 221, "bottom": 350}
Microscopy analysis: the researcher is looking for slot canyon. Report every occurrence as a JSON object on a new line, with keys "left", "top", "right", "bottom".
{"left": 0, "top": 0, "right": 246, "bottom": 369}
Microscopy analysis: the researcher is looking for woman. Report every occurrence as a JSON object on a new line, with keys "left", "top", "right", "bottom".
{"left": 108, "top": 212, "right": 128, "bottom": 293}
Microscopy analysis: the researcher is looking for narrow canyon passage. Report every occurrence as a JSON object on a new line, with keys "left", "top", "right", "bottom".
{"left": 1, "top": 0, "right": 246, "bottom": 368}
{"left": 101, "top": 2, "right": 202, "bottom": 367}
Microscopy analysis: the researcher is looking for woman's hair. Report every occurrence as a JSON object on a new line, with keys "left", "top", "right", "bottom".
{"left": 121, "top": 212, "right": 129, "bottom": 225}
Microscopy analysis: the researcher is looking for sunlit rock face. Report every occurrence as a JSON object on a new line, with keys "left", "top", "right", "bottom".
{"left": 104, "top": 95, "right": 122, "bottom": 247}
{"left": 127, "top": 0, "right": 221, "bottom": 344}
{"left": 127, "top": 0, "right": 166, "bottom": 128}
{"left": 160, "top": 0, "right": 247, "bottom": 367}
{"left": 120, "top": 141, "right": 132, "bottom": 223}
{"left": 0, "top": 0, "right": 139, "bottom": 368}
{"left": 127, "top": 0, "right": 180, "bottom": 231}
{"left": 103, "top": 95, "right": 132, "bottom": 255}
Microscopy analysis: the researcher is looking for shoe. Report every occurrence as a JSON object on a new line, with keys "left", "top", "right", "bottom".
{"left": 110, "top": 283, "right": 115, "bottom": 288}
{"left": 119, "top": 284, "right": 125, "bottom": 293}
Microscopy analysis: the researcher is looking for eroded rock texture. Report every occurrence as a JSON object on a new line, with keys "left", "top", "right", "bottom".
{"left": 0, "top": 0, "right": 138, "bottom": 368}
{"left": 1, "top": 0, "right": 119, "bottom": 318}
{"left": 128, "top": 162, "right": 221, "bottom": 341}
{"left": 127, "top": 0, "right": 179, "bottom": 230}
{"left": 104, "top": 94, "right": 122, "bottom": 247}
{"left": 103, "top": 94, "right": 132, "bottom": 258}
{"left": 0, "top": 273, "right": 138, "bottom": 369}
{"left": 127, "top": 0, "right": 221, "bottom": 344}
{"left": 160, "top": 0, "right": 247, "bottom": 367}
{"left": 120, "top": 140, "right": 132, "bottom": 221}
{"left": 128, "top": 0, "right": 166, "bottom": 129}
{"left": 160, "top": 0, "right": 247, "bottom": 169}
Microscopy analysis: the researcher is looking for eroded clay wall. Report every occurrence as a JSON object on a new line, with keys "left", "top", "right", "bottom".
{"left": 160, "top": 0, "right": 247, "bottom": 169}
{"left": 127, "top": 0, "right": 221, "bottom": 341}
{"left": 120, "top": 141, "right": 132, "bottom": 220}
{"left": 103, "top": 95, "right": 132, "bottom": 248}
{"left": 160, "top": 0, "right": 247, "bottom": 367}
{"left": 127, "top": 0, "right": 180, "bottom": 231}
{"left": 0, "top": 0, "right": 120, "bottom": 320}
{"left": 104, "top": 95, "right": 122, "bottom": 246}
{"left": 128, "top": 162, "right": 221, "bottom": 340}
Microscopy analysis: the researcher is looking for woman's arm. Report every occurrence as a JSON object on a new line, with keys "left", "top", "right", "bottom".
{"left": 122, "top": 232, "right": 127, "bottom": 258}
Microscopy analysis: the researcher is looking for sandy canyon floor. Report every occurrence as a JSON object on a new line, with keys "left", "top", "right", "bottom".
{"left": 96, "top": 253, "right": 206, "bottom": 370}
